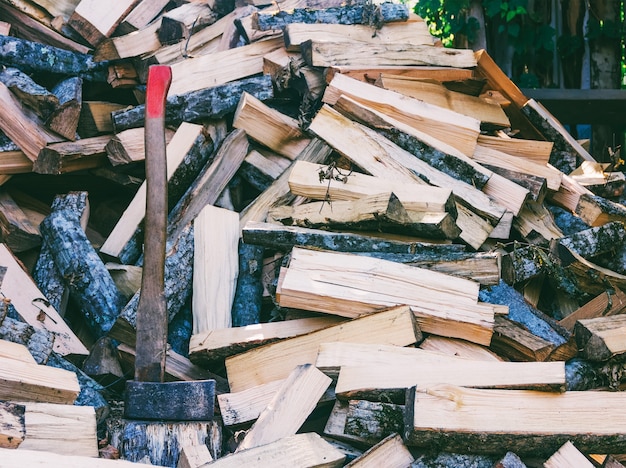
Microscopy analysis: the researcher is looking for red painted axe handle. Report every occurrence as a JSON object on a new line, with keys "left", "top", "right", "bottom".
{"left": 134, "top": 65, "right": 172, "bottom": 383}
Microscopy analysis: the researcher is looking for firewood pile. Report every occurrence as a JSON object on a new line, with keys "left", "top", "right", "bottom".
{"left": 3, "top": 0, "right": 626, "bottom": 467}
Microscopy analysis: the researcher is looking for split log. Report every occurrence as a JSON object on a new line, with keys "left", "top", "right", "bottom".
{"left": 33, "top": 191, "right": 88, "bottom": 316}
{"left": 513, "top": 200, "right": 563, "bottom": 244}
{"left": 112, "top": 75, "right": 273, "bottom": 132}
{"left": 288, "top": 160, "right": 455, "bottom": 214}
{"left": 233, "top": 91, "right": 311, "bottom": 160}
{"left": 100, "top": 122, "right": 214, "bottom": 263}
{"left": 67, "top": 0, "right": 141, "bottom": 46}
{"left": 283, "top": 20, "right": 435, "bottom": 51}
{"left": 575, "top": 315, "right": 626, "bottom": 361}
{"left": 302, "top": 40, "right": 475, "bottom": 68}
{"left": 158, "top": 3, "right": 218, "bottom": 46}
{"left": 269, "top": 193, "right": 460, "bottom": 240}
{"left": 490, "top": 315, "right": 556, "bottom": 362}
{"left": 405, "top": 384, "right": 626, "bottom": 456}
{"left": 558, "top": 288, "right": 626, "bottom": 332}
{"left": 82, "top": 336, "right": 124, "bottom": 387}
{"left": 0, "top": 316, "right": 54, "bottom": 365}
{"left": 0, "top": 355, "right": 79, "bottom": 403}
{"left": 204, "top": 433, "right": 345, "bottom": 467}
{"left": 192, "top": 205, "right": 239, "bottom": 334}
{"left": 239, "top": 149, "right": 291, "bottom": 192}
{"left": 166, "top": 128, "right": 248, "bottom": 242}
{"left": 377, "top": 74, "right": 509, "bottom": 128}
{"left": 419, "top": 335, "right": 503, "bottom": 361}
{"left": 44, "top": 76, "right": 82, "bottom": 140}
{"left": 231, "top": 241, "right": 264, "bottom": 327}
{"left": 0, "top": 191, "right": 40, "bottom": 252}
{"left": 242, "top": 221, "right": 465, "bottom": 255}
{"left": 78, "top": 101, "right": 126, "bottom": 137}
{"left": 325, "top": 65, "right": 474, "bottom": 84}
{"left": 521, "top": 98, "right": 594, "bottom": 166}
{"left": 167, "top": 37, "right": 282, "bottom": 96}
{"left": 576, "top": 193, "right": 626, "bottom": 227}
{"left": 106, "top": 419, "right": 222, "bottom": 466}
{"left": 217, "top": 379, "right": 284, "bottom": 427}
{"left": 253, "top": 3, "right": 408, "bottom": 30}
{"left": 107, "top": 222, "right": 194, "bottom": 346}
{"left": 0, "top": 149, "right": 31, "bottom": 174}
{"left": 324, "top": 72, "right": 480, "bottom": 156}
{"left": 277, "top": 247, "right": 494, "bottom": 345}
{"left": 33, "top": 135, "right": 111, "bottom": 174}
{"left": 324, "top": 400, "right": 370, "bottom": 446}
{"left": 345, "top": 433, "right": 413, "bottom": 467}
{"left": 189, "top": 316, "right": 345, "bottom": 365}
{"left": 0, "top": 82, "right": 63, "bottom": 162}
{"left": 0, "top": 67, "right": 58, "bottom": 119}
{"left": 178, "top": 443, "right": 213, "bottom": 468}
{"left": 482, "top": 164, "right": 547, "bottom": 204}
{"left": 225, "top": 305, "right": 421, "bottom": 392}
{"left": 115, "top": 0, "right": 169, "bottom": 34}
{"left": 0, "top": 35, "right": 107, "bottom": 81}
{"left": 477, "top": 133, "right": 553, "bottom": 164}
{"left": 18, "top": 403, "right": 97, "bottom": 457}
{"left": 235, "top": 364, "right": 331, "bottom": 451}
{"left": 0, "top": 401, "right": 25, "bottom": 449}
{"left": 93, "top": 16, "right": 162, "bottom": 61}
{"left": 0, "top": 243, "right": 88, "bottom": 358}
{"left": 342, "top": 400, "right": 404, "bottom": 446}
{"left": 0, "top": 339, "right": 35, "bottom": 363}
{"left": 40, "top": 209, "right": 125, "bottom": 338}
{"left": 543, "top": 441, "right": 594, "bottom": 468}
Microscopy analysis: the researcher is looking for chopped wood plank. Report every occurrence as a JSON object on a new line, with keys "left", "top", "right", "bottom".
{"left": 344, "top": 433, "right": 414, "bottom": 468}
{"left": 225, "top": 305, "right": 420, "bottom": 392}
{"left": 0, "top": 82, "right": 63, "bottom": 162}
{"left": 479, "top": 172, "right": 529, "bottom": 217}
{"left": 158, "top": 3, "right": 218, "bottom": 46}
{"left": 68, "top": 0, "right": 141, "bottom": 46}
{"left": 575, "top": 315, "right": 626, "bottom": 361}
{"left": 236, "top": 364, "right": 332, "bottom": 451}
{"left": 325, "top": 65, "right": 475, "bottom": 84}
{"left": 218, "top": 379, "right": 284, "bottom": 427}
{"left": 167, "top": 37, "right": 282, "bottom": 96}
{"left": 473, "top": 144, "right": 562, "bottom": 192}
{"left": 18, "top": 403, "right": 97, "bottom": 456}
{"left": 0, "top": 243, "right": 88, "bottom": 357}
{"left": 558, "top": 288, "right": 626, "bottom": 332}
{"left": 283, "top": 20, "right": 435, "bottom": 51}
{"left": 0, "top": 401, "right": 24, "bottom": 449}
{"left": 288, "top": 160, "right": 454, "bottom": 213}
{"left": 324, "top": 72, "right": 480, "bottom": 156}
{"left": 277, "top": 246, "right": 494, "bottom": 345}
{"left": 100, "top": 122, "right": 205, "bottom": 261}
{"left": 270, "top": 194, "right": 460, "bottom": 240}
{"left": 405, "top": 383, "right": 626, "bottom": 456}
{"left": 192, "top": 205, "right": 239, "bottom": 334}
{"left": 335, "top": 358, "right": 565, "bottom": 400}
{"left": 233, "top": 92, "right": 310, "bottom": 160}
{"left": 377, "top": 74, "right": 509, "bottom": 128}
{"left": 115, "top": 0, "right": 169, "bottom": 33}
{"left": 477, "top": 134, "right": 553, "bottom": 164}
{"left": 543, "top": 441, "right": 594, "bottom": 468}
{"left": 112, "top": 75, "right": 273, "bottom": 132}
{"left": 105, "top": 127, "right": 175, "bottom": 166}
{"left": 0, "top": 355, "right": 79, "bottom": 404}
{"left": 482, "top": 164, "right": 548, "bottom": 204}
{"left": 302, "top": 40, "right": 476, "bottom": 68}
{"left": 203, "top": 433, "right": 345, "bottom": 467}
{"left": 189, "top": 316, "right": 345, "bottom": 364}
{"left": 78, "top": 101, "right": 126, "bottom": 137}
{"left": 177, "top": 443, "right": 213, "bottom": 468}
{"left": 253, "top": 3, "right": 408, "bottom": 30}
{"left": 44, "top": 76, "right": 82, "bottom": 140}
{"left": 93, "top": 17, "right": 162, "bottom": 61}
{"left": 0, "top": 150, "right": 32, "bottom": 174}
{"left": 33, "top": 135, "right": 111, "bottom": 174}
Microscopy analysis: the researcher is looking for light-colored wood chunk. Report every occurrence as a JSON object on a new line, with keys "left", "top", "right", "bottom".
{"left": 477, "top": 134, "right": 553, "bottom": 164}
{"left": 0, "top": 243, "right": 88, "bottom": 357}
{"left": 225, "top": 305, "right": 420, "bottom": 392}
{"left": 177, "top": 443, "right": 213, "bottom": 468}
{"left": 69, "top": 0, "right": 141, "bottom": 45}
{"left": 345, "top": 433, "right": 414, "bottom": 468}
{"left": 0, "top": 447, "right": 168, "bottom": 466}
{"left": 543, "top": 441, "right": 594, "bottom": 468}
{"left": 418, "top": 336, "right": 503, "bottom": 361}
{"left": 0, "top": 401, "right": 25, "bottom": 448}
{"left": 236, "top": 364, "right": 332, "bottom": 451}
{"left": 218, "top": 379, "right": 284, "bottom": 427}
{"left": 0, "top": 339, "right": 36, "bottom": 364}
{"left": 192, "top": 205, "right": 239, "bottom": 334}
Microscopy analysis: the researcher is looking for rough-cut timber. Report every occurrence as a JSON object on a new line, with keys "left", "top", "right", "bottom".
{"left": 345, "top": 433, "right": 414, "bottom": 468}
{"left": 112, "top": 75, "right": 274, "bottom": 132}
{"left": 344, "top": 401, "right": 404, "bottom": 446}
{"left": 575, "top": 315, "right": 626, "bottom": 361}
{"left": 33, "top": 135, "right": 111, "bottom": 174}
{"left": 44, "top": 76, "right": 83, "bottom": 140}
{"left": 0, "top": 191, "right": 40, "bottom": 252}
{"left": 253, "top": 3, "right": 408, "bottom": 31}
{"left": 405, "top": 384, "right": 626, "bottom": 456}
{"left": 40, "top": 209, "right": 125, "bottom": 338}
{"left": 0, "top": 35, "right": 108, "bottom": 81}
{"left": 67, "top": 0, "right": 141, "bottom": 46}
{"left": 302, "top": 41, "right": 477, "bottom": 68}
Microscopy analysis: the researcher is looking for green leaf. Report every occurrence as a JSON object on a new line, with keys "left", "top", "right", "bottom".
{"left": 506, "top": 10, "right": 516, "bottom": 22}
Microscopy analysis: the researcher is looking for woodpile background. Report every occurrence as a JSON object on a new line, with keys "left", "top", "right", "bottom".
{"left": 1, "top": 0, "right": 626, "bottom": 467}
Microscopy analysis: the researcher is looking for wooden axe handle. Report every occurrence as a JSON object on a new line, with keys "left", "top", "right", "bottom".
{"left": 134, "top": 65, "right": 171, "bottom": 383}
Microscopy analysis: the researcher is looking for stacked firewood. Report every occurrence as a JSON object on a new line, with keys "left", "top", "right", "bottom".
{"left": 2, "top": 0, "right": 626, "bottom": 467}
